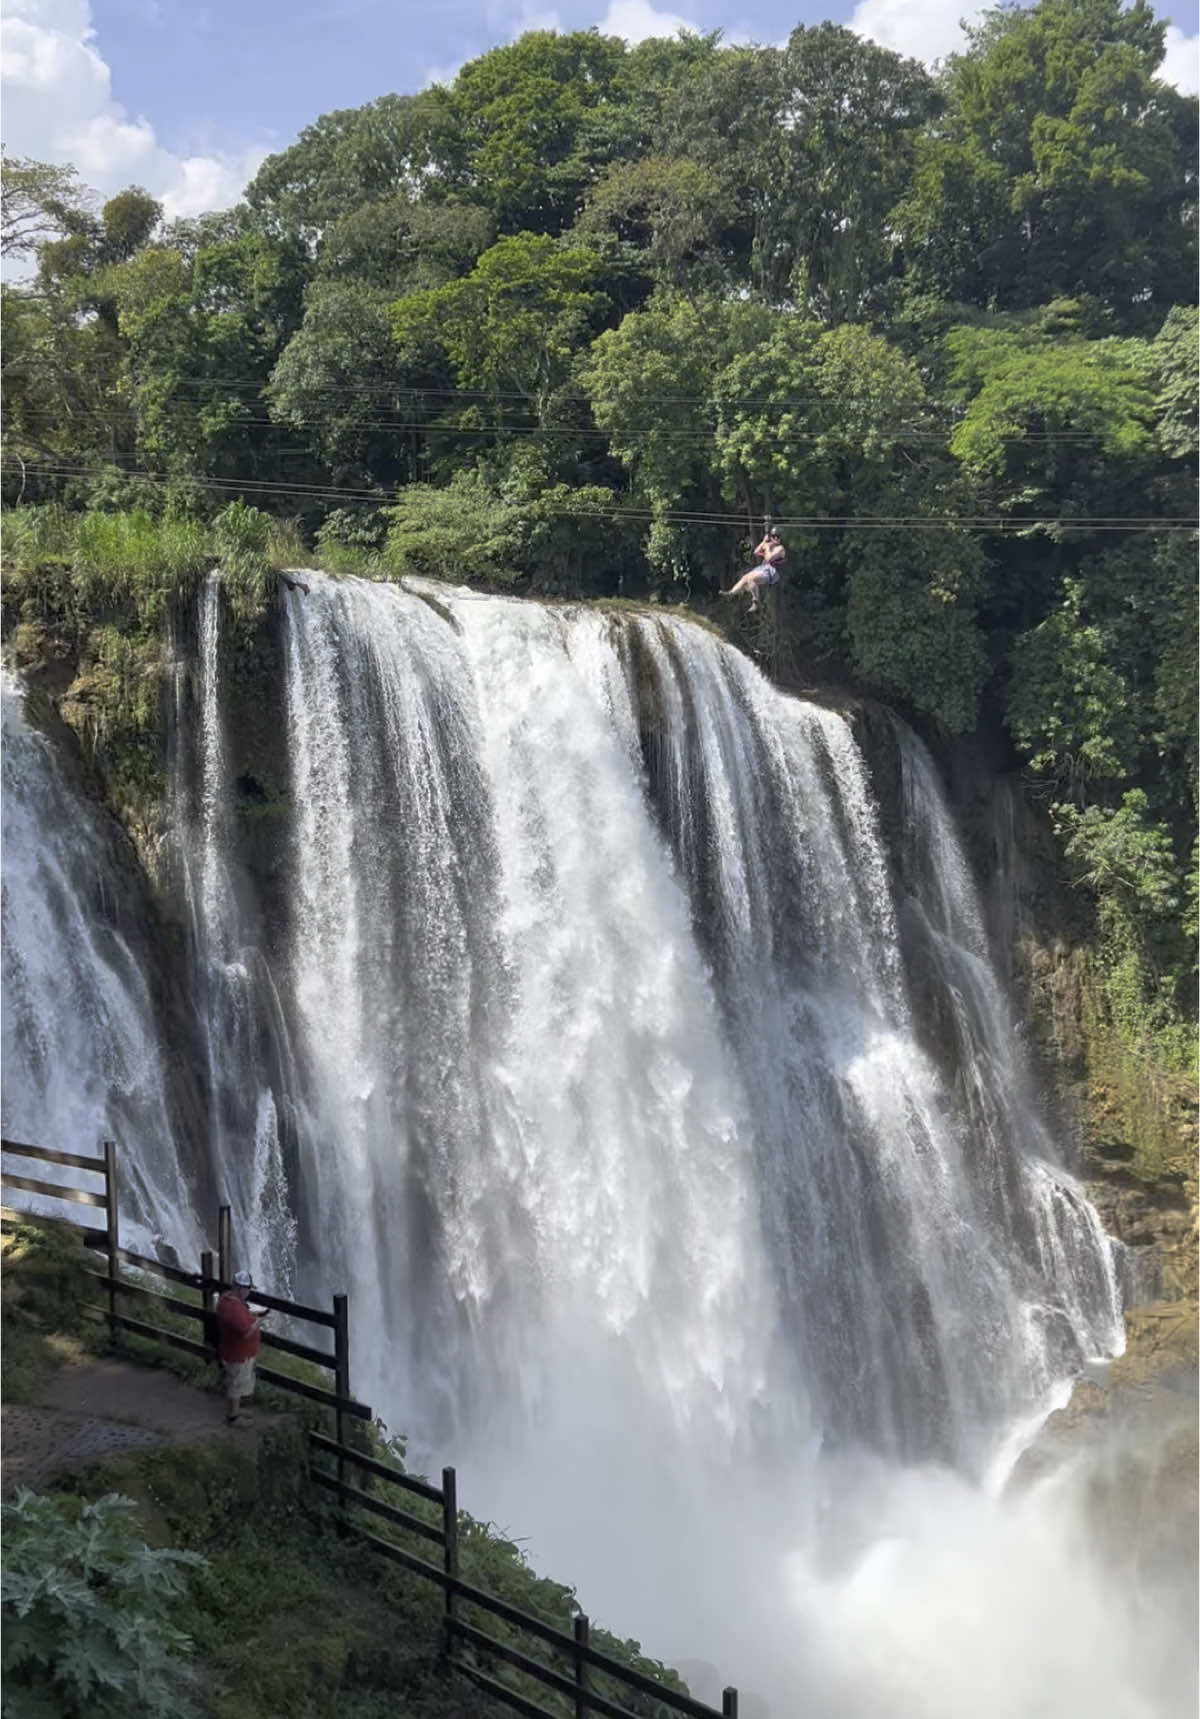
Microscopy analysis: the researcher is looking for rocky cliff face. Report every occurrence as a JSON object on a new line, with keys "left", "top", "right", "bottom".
{"left": 1013, "top": 931, "right": 1197, "bottom": 1305}
{"left": 918, "top": 738, "right": 1197, "bottom": 1309}
{"left": 968, "top": 769, "right": 1198, "bottom": 1603}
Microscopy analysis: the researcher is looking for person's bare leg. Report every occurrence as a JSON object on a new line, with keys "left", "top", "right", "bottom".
{"left": 722, "top": 570, "right": 756, "bottom": 598}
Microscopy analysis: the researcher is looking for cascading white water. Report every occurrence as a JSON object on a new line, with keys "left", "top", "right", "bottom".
{"left": 1, "top": 672, "right": 200, "bottom": 1257}
{"left": 628, "top": 624, "right": 1122, "bottom": 1474}
{"left": 269, "top": 575, "right": 1136, "bottom": 1699}
{"left": 7, "top": 571, "right": 1185, "bottom": 1716}
{"left": 170, "top": 573, "right": 297, "bottom": 1288}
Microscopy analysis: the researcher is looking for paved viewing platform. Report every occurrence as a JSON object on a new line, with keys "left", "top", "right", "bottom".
{"left": 2, "top": 1354, "right": 276, "bottom": 1494}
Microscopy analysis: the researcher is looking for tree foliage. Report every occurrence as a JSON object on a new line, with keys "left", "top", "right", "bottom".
{"left": 2, "top": 1489, "right": 204, "bottom": 1719}
{"left": 393, "top": 232, "right": 611, "bottom": 422}
{"left": 1, "top": 153, "right": 91, "bottom": 260}
{"left": 898, "top": 0, "right": 1197, "bottom": 318}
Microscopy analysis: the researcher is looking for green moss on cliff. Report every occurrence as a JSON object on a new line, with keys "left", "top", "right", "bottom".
{"left": 0, "top": 505, "right": 302, "bottom": 855}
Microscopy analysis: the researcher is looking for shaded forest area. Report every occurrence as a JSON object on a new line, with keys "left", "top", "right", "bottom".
{"left": 2, "top": 0, "right": 1197, "bottom": 1087}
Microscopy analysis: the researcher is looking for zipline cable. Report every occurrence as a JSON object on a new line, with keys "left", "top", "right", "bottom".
{"left": 4, "top": 457, "right": 1196, "bottom": 532}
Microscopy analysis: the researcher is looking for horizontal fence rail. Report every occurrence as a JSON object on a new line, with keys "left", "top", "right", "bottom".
{"left": 2, "top": 1151, "right": 366, "bottom": 1424}
{"left": 0, "top": 1172, "right": 107, "bottom": 1207}
{"left": 306, "top": 1431, "right": 738, "bottom": 1719}
{"left": 309, "top": 1429, "right": 445, "bottom": 1502}
{"left": 1, "top": 1138, "right": 107, "bottom": 1174}
{"left": 2, "top": 1139, "right": 741, "bottom": 1719}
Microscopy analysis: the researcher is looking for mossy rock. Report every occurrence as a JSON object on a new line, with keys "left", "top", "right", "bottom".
{"left": 1011, "top": 1297, "right": 1198, "bottom": 1496}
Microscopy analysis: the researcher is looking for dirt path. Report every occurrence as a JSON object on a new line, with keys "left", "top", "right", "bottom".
{"left": 2, "top": 1356, "right": 280, "bottom": 1494}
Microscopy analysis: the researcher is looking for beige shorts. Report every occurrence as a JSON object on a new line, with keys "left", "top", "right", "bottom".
{"left": 222, "top": 1357, "right": 256, "bottom": 1399}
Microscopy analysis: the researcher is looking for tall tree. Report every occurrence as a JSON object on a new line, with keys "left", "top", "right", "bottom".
{"left": 898, "top": 0, "right": 1198, "bottom": 321}
{"left": 245, "top": 91, "right": 454, "bottom": 251}
{"left": 439, "top": 31, "right": 628, "bottom": 234}
{"left": 1, "top": 153, "right": 90, "bottom": 261}
{"left": 392, "top": 233, "right": 611, "bottom": 424}
{"left": 764, "top": 26, "right": 938, "bottom": 318}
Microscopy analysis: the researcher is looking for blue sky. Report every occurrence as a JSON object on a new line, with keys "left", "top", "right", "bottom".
{"left": 3, "top": 0, "right": 1197, "bottom": 222}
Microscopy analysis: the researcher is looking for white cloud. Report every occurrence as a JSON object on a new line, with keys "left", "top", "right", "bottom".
{"left": 1160, "top": 24, "right": 1199, "bottom": 96}
{"left": 0, "top": 0, "right": 265, "bottom": 220}
{"left": 483, "top": 0, "right": 562, "bottom": 33}
{"left": 851, "top": 0, "right": 1200, "bottom": 92}
{"left": 422, "top": 59, "right": 469, "bottom": 88}
{"left": 595, "top": 0, "right": 697, "bottom": 44}
{"left": 423, "top": 0, "right": 697, "bottom": 87}
{"left": 849, "top": 0, "right": 983, "bottom": 67}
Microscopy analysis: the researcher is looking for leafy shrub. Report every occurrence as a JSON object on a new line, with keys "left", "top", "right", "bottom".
{"left": 844, "top": 528, "right": 988, "bottom": 733}
{"left": 1007, "top": 579, "right": 1138, "bottom": 787}
{"left": 265, "top": 515, "right": 314, "bottom": 571}
{"left": 2, "top": 1489, "right": 204, "bottom": 1719}
{"left": 81, "top": 467, "right": 167, "bottom": 517}
{"left": 2, "top": 503, "right": 76, "bottom": 567}
{"left": 1054, "top": 790, "right": 1195, "bottom": 1081}
{"left": 316, "top": 505, "right": 387, "bottom": 555}
{"left": 213, "top": 500, "right": 272, "bottom": 619}
{"left": 212, "top": 499, "right": 270, "bottom": 559}
{"left": 310, "top": 505, "right": 387, "bottom": 574}
{"left": 381, "top": 474, "right": 526, "bottom": 586}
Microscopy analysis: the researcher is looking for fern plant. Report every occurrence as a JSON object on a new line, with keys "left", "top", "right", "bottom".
{"left": 1, "top": 1489, "right": 205, "bottom": 1718}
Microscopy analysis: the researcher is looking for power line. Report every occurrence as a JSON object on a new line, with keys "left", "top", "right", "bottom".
{"left": 5, "top": 457, "right": 1196, "bottom": 531}
{"left": 14, "top": 371, "right": 1152, "bottom": 444}
{"left": 8, "top": 402, "right": 1159, "bottom": 448}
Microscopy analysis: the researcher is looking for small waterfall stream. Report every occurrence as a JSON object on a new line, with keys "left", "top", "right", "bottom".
{"left": 1, "top": 672, "right": 199, "bottom": 1256}
{"left": 170, "top": 573, "right": 298, "bottom": 1288}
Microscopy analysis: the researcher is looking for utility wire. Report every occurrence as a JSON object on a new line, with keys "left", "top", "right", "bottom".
{"left": 8, "top": 403, "right": 1161, "bottom": 448}
{"left": 5, "top": 457, "right": 1195, "bottom": 531}
{"left": 19, "top": 372, "right": 1155, "bottom": 443}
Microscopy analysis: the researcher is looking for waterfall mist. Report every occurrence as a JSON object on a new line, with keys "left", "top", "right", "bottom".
{"left": 6, "top": 574, "right": 1189, "bottom": 1716}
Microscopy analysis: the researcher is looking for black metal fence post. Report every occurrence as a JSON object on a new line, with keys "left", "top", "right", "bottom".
{"left": 199, "top": 1248, "right": 214, "bottom": 1357}
{"left": 333, "top": 1293, "right": 350, "bottom": 1510}
{"left": 103, "top": 1140, "right": 118, "bottom": 1338}
{"left": 573, "top": 1614, "right": 589, "bottom": 1719}
{"left": 722, "top": 1689, "right": 739, "bottom": 1719}
{"left": 217, "top": 1204, "right": 232, "bottom": 1288}
{"left": 442, "top": 1465, "right": 458, "bottom": 1655}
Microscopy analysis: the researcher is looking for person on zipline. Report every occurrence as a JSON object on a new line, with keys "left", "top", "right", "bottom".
{"left": 721, "top": 532, "right": 785, "bottom": 611}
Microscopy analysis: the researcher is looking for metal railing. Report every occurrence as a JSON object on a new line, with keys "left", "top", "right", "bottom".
{"left": 1, "top": 1136, "right": 741, "bottom": 1719}
{"left": 1, "top": 1136, "right": 369, "bottom": 1426}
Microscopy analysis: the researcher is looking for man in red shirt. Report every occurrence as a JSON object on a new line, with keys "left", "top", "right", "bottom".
{"left": 216, "top": 1270, "right": 268, "bottom": 1424}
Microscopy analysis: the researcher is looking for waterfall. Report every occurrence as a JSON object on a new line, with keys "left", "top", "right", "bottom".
{"left": 622, "top": 627, "right": 1123, "bottom": 1473}
{"left": 170, "top": 573, "right": 298, "bottom": 1288}
{"left": 8, "top": 571, "right": 1170, "bottom": 1715}
{"left": 0, "top": 673, "right": 199, "bottom": 1258}
{"left": 269, "top": 575, "right": 1128, "bottom": 1676}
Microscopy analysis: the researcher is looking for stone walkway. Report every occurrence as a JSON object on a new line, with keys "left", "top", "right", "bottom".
{"left": 2, "top": 1356, "right": 274, "bottom": 1494}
